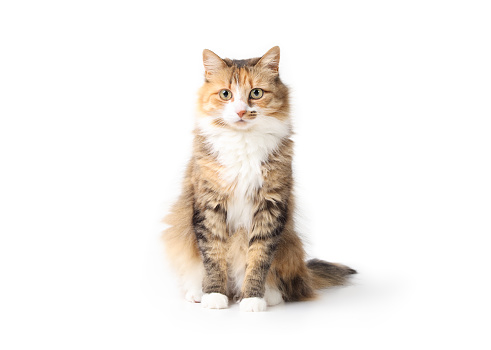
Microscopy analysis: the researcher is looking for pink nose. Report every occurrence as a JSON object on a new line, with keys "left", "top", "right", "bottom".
{"left": 237, "top": 110, "right": 246, "bottom": 118}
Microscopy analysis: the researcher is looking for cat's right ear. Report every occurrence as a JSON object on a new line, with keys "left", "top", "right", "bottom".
{"left": 203, "top": 49, "right": 227, "bottom": 77}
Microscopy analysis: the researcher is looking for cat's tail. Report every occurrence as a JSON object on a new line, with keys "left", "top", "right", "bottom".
{"left": 307, "top": 258, "right": 357, "bottom": 289}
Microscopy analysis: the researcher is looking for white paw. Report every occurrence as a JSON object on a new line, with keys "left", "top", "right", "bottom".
{"left": 201, "top": 293, "right": 229, "bottom": 309}
{"left": 185, "top": 288, "right": 203, "bottom": 303}
{"left": 264, "top": 286, "right": 283, "bottom": 306}
{"left": 240, "top": 297, "right": 267, "bottom": 312}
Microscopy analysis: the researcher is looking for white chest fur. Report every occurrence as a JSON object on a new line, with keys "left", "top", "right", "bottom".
{"left": 198, "top": 117, "right": 290, "bottom": 232}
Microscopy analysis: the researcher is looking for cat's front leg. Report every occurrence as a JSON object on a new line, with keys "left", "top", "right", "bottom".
{"left": 193, "top": 203, "right": 229, "bottom": 309}
{"left": 240, "top": 200, "right": 287, "bottom": 312}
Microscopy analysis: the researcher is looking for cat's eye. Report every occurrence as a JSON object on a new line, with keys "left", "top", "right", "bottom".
{"left": 250, "top": 88, "right": 264, "bottom": 100}
{"left": 219, "top": 89, "right": 232, "bottom": 101}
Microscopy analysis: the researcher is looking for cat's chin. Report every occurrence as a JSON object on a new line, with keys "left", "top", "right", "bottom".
{"left": 229, "top": 120, "right": 253, "bottom": 130}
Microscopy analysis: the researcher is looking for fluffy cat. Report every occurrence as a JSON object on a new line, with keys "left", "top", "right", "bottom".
{"left": 163, "top": 47, "right": 356, "bottom": 312}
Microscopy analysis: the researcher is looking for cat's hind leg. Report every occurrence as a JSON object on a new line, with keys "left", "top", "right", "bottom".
{"left": 182, "top": 261, "right": 205, "bottom": 303}
{"left": 162, "top": 199, "right": 205, "bottom": 304}
{"left": 264, "top": 283, "right": 283, "bottom": 306}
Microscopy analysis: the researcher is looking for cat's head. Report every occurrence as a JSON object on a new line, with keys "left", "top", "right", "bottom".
{"left": 196, "top": 47, "right": 290, "bottom": 132}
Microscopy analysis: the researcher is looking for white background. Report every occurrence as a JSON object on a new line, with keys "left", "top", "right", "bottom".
{"left": 1, "top": 1, "right": 490, "bottom": 349}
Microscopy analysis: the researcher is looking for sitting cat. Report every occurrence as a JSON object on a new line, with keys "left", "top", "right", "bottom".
{"left": 163, "top": 46, "right": 356, "bottom": 312}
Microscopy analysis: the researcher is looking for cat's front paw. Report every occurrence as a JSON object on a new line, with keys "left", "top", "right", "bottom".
{"left": 240, "top": 297, "right": 267, "bottom": 312}
{"left": 201, "top": 293, "right": 229, "bottom": 309}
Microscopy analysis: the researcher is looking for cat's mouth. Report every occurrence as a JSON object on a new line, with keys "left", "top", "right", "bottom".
{"left": 234, "top": 114, "right": 257, "bottom": 127}
{"left": 218, "top": 115, "right": 256, "bottom": 130}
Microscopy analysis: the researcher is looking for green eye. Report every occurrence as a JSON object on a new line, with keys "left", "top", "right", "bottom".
{"left": 250, "top": 88, "right": 264, "bottom": 99}
{"left": 219, "top": 89, "right": 232, "bottom": 101}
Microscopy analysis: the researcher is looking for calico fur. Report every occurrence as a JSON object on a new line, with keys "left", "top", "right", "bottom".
{"left": 163, "top": 47, "right": 356, "bottom": 311}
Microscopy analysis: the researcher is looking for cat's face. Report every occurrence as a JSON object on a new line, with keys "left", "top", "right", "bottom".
{"left": 197, "top": 47, "right": 290, "bottom": 131}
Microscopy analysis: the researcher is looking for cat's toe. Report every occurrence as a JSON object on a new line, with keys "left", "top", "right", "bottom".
{"left": 240, "top": 297, "right": 267, "bottom": 312}
{"left": 185, "top": 288, "right": 203, "bottom": 303}
{"left": 201, "top": 293, "right": 229, "bottom": 309}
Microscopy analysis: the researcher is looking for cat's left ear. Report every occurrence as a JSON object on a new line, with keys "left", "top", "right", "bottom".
{"left": 256, "top": 46, "right": 280, "bottom": 73}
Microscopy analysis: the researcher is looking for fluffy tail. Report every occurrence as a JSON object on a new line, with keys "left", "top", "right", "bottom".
{"left": 276, "top": 258, "right": 356, "bottom": 302}
{"left": 307, "top": 258, "right": 357, "bottom": 289}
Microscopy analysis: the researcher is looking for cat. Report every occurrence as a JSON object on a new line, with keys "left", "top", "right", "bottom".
{"left": 163, "top": 46, "right": 356, "bottom": 312}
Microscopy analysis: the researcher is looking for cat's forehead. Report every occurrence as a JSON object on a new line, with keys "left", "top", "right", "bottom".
{"left": 208, "top": 64, "right": 273, "bottom": 88}
{"left": 222, "top": 57, "right": 261, "bottom": 68}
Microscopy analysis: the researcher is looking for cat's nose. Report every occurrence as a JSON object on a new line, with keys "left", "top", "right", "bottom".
{"left": 237, "top": 110, "right": 246, "bottom": 118}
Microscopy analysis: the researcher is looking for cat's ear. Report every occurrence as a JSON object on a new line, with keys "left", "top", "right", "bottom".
{"left": 203, "top": 49, "right": 227, "bottom": 76}
{"left": 256, "top": 46, "right": 280, "bottom": 73}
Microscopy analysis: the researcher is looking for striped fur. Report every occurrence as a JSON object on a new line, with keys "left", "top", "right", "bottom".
{"left": 163, "top": 47, "right": 356, "bottom": 311}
